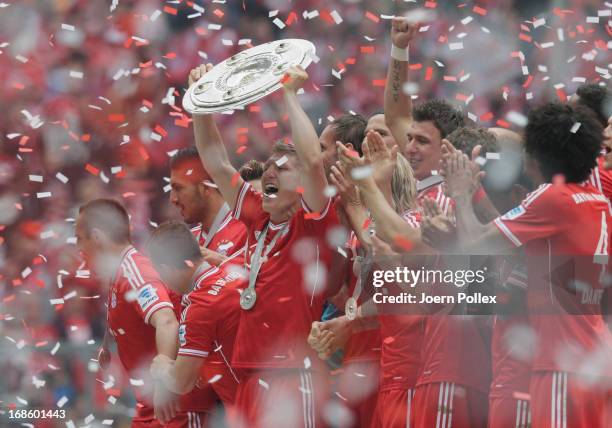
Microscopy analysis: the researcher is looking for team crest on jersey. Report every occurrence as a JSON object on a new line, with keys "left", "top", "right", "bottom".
{"left": 501, "top": 205, "right": 526, "bottom": 220}
{"left": 136, "top": 284, "right": 159, "bottom": 311}
{"left": 178, "top": 324, "right": 186, "bottom": 346}
{"left": 216, "top": 240, "right": 234, "bottom": 255}
{"left": 111, "top": 291, "right": 117, "bottom": 309}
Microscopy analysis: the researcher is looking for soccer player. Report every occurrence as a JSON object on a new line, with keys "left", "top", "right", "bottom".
{"left": 169, "top": 147, "right": 247, "bottom": 265}
{"left": 188, "top": 64, "right": 340, "bottom": 427}
{"left": 147, "top": 221, "right": 245, "bottom": 425}
{"left": 426, "top": 128, "right": 534, "bottom": 428}
{"left": 77, "top": 199, "right": 193, "bottom": 426}
{"left": 319, "top": 113, "right": 367, "bottom": 176}
{"left": 446, "top": 103, "right": 612, "bottom": 428}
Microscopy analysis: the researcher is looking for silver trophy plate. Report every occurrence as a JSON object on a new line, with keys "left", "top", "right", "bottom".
{"left": 183, "top": 39, "right": 316, "bottom": 114}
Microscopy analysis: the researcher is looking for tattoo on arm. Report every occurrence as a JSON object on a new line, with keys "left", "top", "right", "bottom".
{"left": 391, "top": 60, "right": 402, "bottom": 103}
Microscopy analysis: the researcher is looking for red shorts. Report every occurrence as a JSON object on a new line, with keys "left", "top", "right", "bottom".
{"left": 488, "top": 396, "right": 531, "bottom": 428}
{"left": 530, "top": 371, "right": 612, "bottom": 428}
{"left": 233, "top": 369, "right": 329, "bottom": 428}
{"left": 132, "top": 404, "right": 209, "bottom": 428}
{"left": 411, "top": 382, "right": 488, "bottom": 428}
{"left": 371, "top": 388, "right": 414, "bottom": 428}
{"left": 337, "top": 360, "right": 380, "bottom": 428}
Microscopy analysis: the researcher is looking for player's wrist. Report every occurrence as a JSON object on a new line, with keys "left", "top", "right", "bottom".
{"left": 391, "top": 43, "right": 410, "bottom": 61}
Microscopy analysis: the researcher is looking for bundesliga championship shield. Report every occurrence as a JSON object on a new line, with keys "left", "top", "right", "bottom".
{"left": 183, "top": 39, "right": 316, "bottom": 114}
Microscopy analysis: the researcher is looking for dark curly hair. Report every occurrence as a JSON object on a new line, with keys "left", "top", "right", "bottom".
{"left": 525, "top": 103, "right": 603, "bottom": 183}
{"left": 575, "top": 83, "right": 610, "bottom": 127}
{"left": 413, "top": 99, "right": 465, "bottom": 138}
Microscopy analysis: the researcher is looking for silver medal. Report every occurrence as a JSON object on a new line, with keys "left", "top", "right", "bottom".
{"left": 240, "top": 288, "right": 257, "bottom": 311}
{"left": 345, "top": 297, "right": 358, "bottom": 321}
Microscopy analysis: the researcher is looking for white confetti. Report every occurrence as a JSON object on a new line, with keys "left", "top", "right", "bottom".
{"left": 51, "top": 342, "right": 60, "bottom": 355}
{"left": 130, "top": 378, "right": 144, "bottom": 386}
{"left": 37, "top": 192, "right": 51, "bottom": 199}
{"left": 570, "top": 122, "right": 581, "bottom": 133}
{"left": 57, "top": 396, "right": 69, "bottom": 408}
{"left": 449, "top": 42, "right": 464, "bottom": 51}
{"left": 506, "top": 111, "right": 528, "bottom": 127}
{"left": 330, "top": 10, "right": 343, "bottom": 24}
{"left": 29, "top": 175, "right": 43, "bottom": 182}
{"left": 69, "top": 70, "right": 83, "bottom": 79}
{"left": 84, "top": 414, "right": 95, "bottom": 424}
{"left": 150, "top": 10, "right": 162, "bottom": 21}
{"left": 258, "top": 379, "right": 269, "bottom": 389}
{"left": 208, "top": 374, "right": 223, "bottom": 383}
{"left": 272, "top": 18, "right": 286, "bottom": 29}
{"left": 350, "top": 166, "right": 373, "bottom": 181}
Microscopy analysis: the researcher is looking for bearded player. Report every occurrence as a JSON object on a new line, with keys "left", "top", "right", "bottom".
{"left": 169, "top": 147, "right": 247, "bottom": 266}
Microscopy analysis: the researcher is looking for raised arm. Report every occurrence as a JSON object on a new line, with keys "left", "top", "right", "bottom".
{"left": 384, "top": 17, "right": 420, "bottom": 152}
{"left": 189, "top": 65, "right": 244, "bottom": 210}
{"left": 282, "top": 66, "right": 329, "bottom": 213}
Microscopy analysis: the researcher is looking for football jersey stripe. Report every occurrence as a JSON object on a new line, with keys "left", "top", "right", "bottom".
{"left": 178, "top": 348, "right": 209, "bottom": 358}
{"left": 143, "top": 301, "right": 174, "bottom": 325}
{"left": 233, "top": 181, "right": 250, "bottom": 220}
{"left": 125, "top": 252, "right": 146, "bottom": 285}
{"left": 494, "top": 218, "right": 523, "bottom": 247}
{"left": 523, "top": 184, "right": 551, "bottom": 207}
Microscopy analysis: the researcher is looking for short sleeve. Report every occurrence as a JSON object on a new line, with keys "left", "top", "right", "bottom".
{"left": 132, "top": 281, "right": 174, "bottom": 325}
{"left": 493, "top": 184, "right": 567, "bottom": 247}
{"left": 232, "top": 181, "right": 266, "bottom": 230}
{"left": 120, "top": 258, "right": 175, "bottom": 325}
{"left": 177, "top": 298, "right": 216, "bottom": 359}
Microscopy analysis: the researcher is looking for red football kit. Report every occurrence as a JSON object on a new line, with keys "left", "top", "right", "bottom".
{"left": 190, "top": 203, "right": 247, "bottom": 258}
{"left": 230, "top": 182, "right": 340, "bottom": 427}
{"left": 488, "top": 261, "right": 532, "bottom": 428}
{"left": 371, "top": 209, "right": 424, "bottom": 428}
{"left": 338, "top": 232, "right": 381, "bottom": 428}
{"left": 494, "top": 182, "right": 612, "bottom": 428}
{"left": 106, "top": 246, "right": 208, "bottom": 427}
{"left": 177, "top": 256, "right": 245, "bottom": 425}
{"left": 408, "top": 180, "right": 491, "bottom": 428}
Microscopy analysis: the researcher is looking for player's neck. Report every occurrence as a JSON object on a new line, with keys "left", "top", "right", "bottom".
{"left": 269, "top": 212, "right": 291, "bottom": 224}
{"left": 200, "top": 196, "right": 224, "bottom": 232}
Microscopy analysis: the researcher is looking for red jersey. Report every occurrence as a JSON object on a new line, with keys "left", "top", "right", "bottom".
{"left": 490, "top": 262, "right": 531, "bottom": 398}
{"left": 378, "top": 209, "right": 424, "bottom": 391}
{"left": 343, "top": 232, "right": 381, "bottom": 363}
{"left": 411, "top": 195, "right": 492, "bottom": 393}
{"left": 107, "top": 246, "right": 175, "bottom": 405}
{"left": 416, "top": 176, "right": 453, "bottom": 215}
{"left": 178, "top": 257, "right": 245, "bottom": 405}
{"left": 190, "top": 204, "right": 247, "bottom": 258}
{"left": 494, "top": 182, "right": 612, "bottom": 374}
{"left": 230, "top": 182, "right": 340, "bottom": 369}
